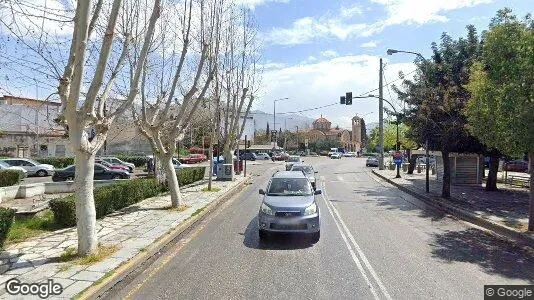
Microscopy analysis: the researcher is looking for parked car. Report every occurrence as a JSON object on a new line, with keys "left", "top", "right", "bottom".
{"left": 100, "top": 157, "right": 135, "bottom": 173}
{"left": 366, "top": 156, "right": 379, "bottom": 167}
{"left": 95, "top": 159, "right": 130, "bottom": 172}
{"left": 257, "top": 171, "right": 321, "bottom": 242}
{"left": 1, "top": 158, "right": 54, "bottom": 177}
{"left": 240, "top": 153, "right": 257, "bottom": 161}
{"left": 330, "top": 153, "right": 342, "bottom": 159}
{"left": 285, "top": 155, "right": 303, "bottom": 170}
{"left": 416, "top": 156, "right": 436, "bottom": 166}
{"left": 343, "top": 152, "right": 356, "bottom": 157}
{"left": 179, "top": 154, "right": 206, "bottom": 164}
{"left": 290, "top": 164, "right": 318, "bottom": 190}
{"left": 52, "top": 163, "right": 130, "bottom": 182}
{"left": 172, "top": 158, "right": 191, "bottom": 169}
{"left": 255, "top": 153, "right": 271, "bottom": 160}
{"left": 0, "top": 161, "right": 27, "bottom": 178}
{"left": 272, "top": 152, "right": 289, "bottom": 161}
{"left": 503, "top": 160, "right": 528, "bottom": 172}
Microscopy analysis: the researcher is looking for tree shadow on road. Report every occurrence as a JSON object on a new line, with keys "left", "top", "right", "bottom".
{"left": 242, "top": 216, "right": 314, "bottom": 250}
{"left": 350, "top": 185, "right": 447, "bottom": 222}
{"left": 429, "top": 228, "right": 534, "bottom": 282}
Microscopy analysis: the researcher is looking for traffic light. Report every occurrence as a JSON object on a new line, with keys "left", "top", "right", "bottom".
{"left": 346, "top": 92, "right": 352, "bottom": 105}
{"left": 340, "top": 96, "right": 346, "bottom": 104}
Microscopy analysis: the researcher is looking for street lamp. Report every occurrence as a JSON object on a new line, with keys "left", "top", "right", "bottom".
{"left": 387, "top": 48, "right": 430, "bottom": 191}
{"left": 273, "top": 97, "right": 289, "bottom": 150}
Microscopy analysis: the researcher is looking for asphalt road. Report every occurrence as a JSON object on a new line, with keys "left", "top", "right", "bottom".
{"left": 105, "top": 157, "right": 534, "bottom": 300}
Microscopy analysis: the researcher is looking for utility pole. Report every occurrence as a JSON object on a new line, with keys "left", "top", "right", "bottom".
{"left": 426, "top": 139, "right": 430, "bottom": 193}
{"left": 378, "top": 58, "right": 384, "bottom": 170}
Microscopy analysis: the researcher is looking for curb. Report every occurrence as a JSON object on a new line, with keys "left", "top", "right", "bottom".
{"left": 79, "top": 176, "right": 249, "bottom": 299}
{"left": 372, "top": 169, "right": 534, "bottom": 249}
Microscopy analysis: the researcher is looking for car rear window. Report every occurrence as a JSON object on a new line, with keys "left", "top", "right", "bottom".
{"left": 267, "top": 178, "right": 312, "bottom": 196}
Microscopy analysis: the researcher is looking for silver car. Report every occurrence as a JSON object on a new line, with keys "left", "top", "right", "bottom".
{"left": 285, "top": 155, "right": 303, "bottom": 171}
{"left": 1, "top": 158, "right": 54, "bottom": 177}
{"left": 0, "top": 161, "right": 27, "bottom": 178}
{"left": 258, "top": 171, "right": 321, "bottom": 242}
{"left": 290, "top": 164, "right": 317, "bottom": 190}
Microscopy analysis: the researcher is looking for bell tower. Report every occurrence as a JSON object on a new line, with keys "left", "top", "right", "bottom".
{"left": 352, "top": 116, "right": 362, "bottom": 152}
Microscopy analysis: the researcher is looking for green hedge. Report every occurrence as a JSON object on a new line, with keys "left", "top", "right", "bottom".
{"left": 176, "top": 166, "right": 206, "bottom": 186}
{"left": 34, "top": 157, "right": 74, "bottom": 168}
{"left": 115, "top": 155, "right": 149, "bottom": 167}
{"left": 0, "top": 170, "right": 24, "bottom": 187}
{"left": 49, "top": 167, "right": 206, "bottom": 228}
{"left": 0, "top": 208, "right": 15, "bottom": 248}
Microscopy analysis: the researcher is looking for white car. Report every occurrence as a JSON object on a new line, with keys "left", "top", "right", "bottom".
{"left": 330, "top": 153, "right": 342, "bottom": 159}
{"left": 0, "top": 158, "right": 54, "bottom": 177}
{"left": 343, "top": 152, "right": 356, "bottom": 157}
{"left": 100, "top": 156, "right": 135, "bottom": 173}
{"left": 255, "top": 153, "right": 271, "bottom": 160}
{"left": 0, "top": 161, "right": 28, "bottom": 178}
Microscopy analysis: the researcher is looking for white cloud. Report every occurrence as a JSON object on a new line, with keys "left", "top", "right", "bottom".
{"left": 235, "top": 0, "right": 290, "bottom": 9}
{"left": 361, "top": 40, "right": 379, "bottom": 48}
{"left": 308, "top": 56, "right": 317, "bottom": 61}
{"left": 255, "top": 55, "right": 415, "bottom": 128}
{"left": 320, "top": 50, "right": 338, "bottom": 58}
{"left": 266, "top": 0, "right": 492, "bottom": 45}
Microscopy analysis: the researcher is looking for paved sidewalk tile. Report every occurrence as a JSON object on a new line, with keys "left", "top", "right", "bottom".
{"left": 0, "top": 175, "right": 246, "bottom": 299}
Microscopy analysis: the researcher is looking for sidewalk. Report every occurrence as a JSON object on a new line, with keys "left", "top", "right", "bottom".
{"left": 373, "top": 169, "right": 532, "bottom": 239}
{"left": 0, "top": 176, "right": 247, "bottom": 299}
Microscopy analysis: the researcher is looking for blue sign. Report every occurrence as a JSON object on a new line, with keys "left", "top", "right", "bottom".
{"left": 393, "top": 157, "right": 403, "bottom": 165}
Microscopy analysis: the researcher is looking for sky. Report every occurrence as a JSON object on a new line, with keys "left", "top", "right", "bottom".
{"left": 245, "top": 0, "right": 532, "bottom": 129}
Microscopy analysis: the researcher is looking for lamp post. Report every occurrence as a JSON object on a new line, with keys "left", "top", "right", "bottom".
{"left": 387, "top": 48, "right": 430, "bottom": 191}
{"left": 351, "top": 95, "right": 401, "bottom": 178}
{"left": 273, "top": 97, "right": 289, "bottom": 150}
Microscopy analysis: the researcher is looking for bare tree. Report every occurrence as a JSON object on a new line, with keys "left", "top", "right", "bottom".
{"left": 216, "top": 6, "right": 261, "bottom": 165}
{"left": 132, "top": 0, "right": 221, "bottom": 208}
{"left": 58, "top": 0, "right": 161, "bottom": 256}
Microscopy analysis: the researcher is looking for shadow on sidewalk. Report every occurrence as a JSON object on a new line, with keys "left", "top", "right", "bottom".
{"left": 429, "top": 228, "right": 534, "bottom": 282}
{"left": 242, "top": 216, "right": 314, "bottom": 250}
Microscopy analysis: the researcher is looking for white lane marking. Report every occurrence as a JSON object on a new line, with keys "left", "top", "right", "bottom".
{"left": 320, "top": 189, "right": 381, "bottom": 300}
{"left": 322, "top": 182, "right": 393, "bottom": 300}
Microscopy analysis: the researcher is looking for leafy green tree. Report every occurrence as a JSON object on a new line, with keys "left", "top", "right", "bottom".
{"left": 394, "top": 25, "right": 485, "bottom": 198}
{"left": 465, "top": 9, "right": 534, "bottom": 230}
{"left": 367, "top": 122, "right": 417, "bottom": 153}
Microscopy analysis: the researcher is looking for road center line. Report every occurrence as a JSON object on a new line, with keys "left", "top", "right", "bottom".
{"left": 320, "top": 184, "right": 381, "bottom": 300}
{"left": 322, "top": 182, "right": 393, "bottom": 300}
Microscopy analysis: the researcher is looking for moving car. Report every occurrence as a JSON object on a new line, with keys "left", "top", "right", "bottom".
{"left": 180, "top": 154, "right": 207, "bottom": 164}
{"left": 0, "top": 161, "right": 27, "bottom": 178}
{"left": 290, "top": 164, "right": 317, "bottom": 190}
{"left": 100, "top": 157, "right": 135, "bottom": 173}
{"left": 1, "top": 158, "right": 54, "bottom": 177}
{"left": 52, "top": 163, "right": 130, "bottom": 182}
{"left": 503, "top": 160, "right": 528, "bottom": 172}
{"left": 330, "top": 152, "right": 342, "bottom": 159}
{"left": 255, "top": 153, "right": 271, "bottom": 160}
{"left": 366, "top": 156, "right": 379, "bottom": 167}
{"left": 258, "top": 171, "right": 321, "bottom": 242}
{"left": 240, "top": 153, "right": 257, "bottom": 161}
{"left": 95, "top": 159, "right": 130, "bottom": 172}
{"left": 285, "top": 155, "right": 303, "bottom": 171}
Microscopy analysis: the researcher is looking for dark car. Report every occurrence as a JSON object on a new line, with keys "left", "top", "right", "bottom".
{"left": 366, "top": 156, "right": 379, "bottom": 167}
{"left": 52, "top": 163, "right": 130, "bottom": 182}
{"left": 503, "top": 160, "right": 528, "bottom": 172}
{"left": 258, "top": 171, "right": 321, "bottom": 242}
{"left": 240, "top": 153, "right": 257, "bottom": 161}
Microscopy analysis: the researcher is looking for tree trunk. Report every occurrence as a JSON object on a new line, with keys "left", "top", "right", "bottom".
{"left": 486, "top": 152, "right": 500, "bottom": 191}
{"left": 528, "top": 151, "right": 534, "bottom": 232}
{"left": 74, "top": 149, "right": 98, "bottom": 256}
{"left": 441, "top": 151, "right": 451, "bottom": 198}
{"left": 154, "top": 155, "right": 167, "bottom": 184}
{"left": 161, "top": 154, "right": 183, "bottom": 207}
{"left": 408, "top": 155, "right": 416, "bottom": 174}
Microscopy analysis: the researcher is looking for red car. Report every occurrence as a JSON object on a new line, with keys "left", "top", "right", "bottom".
{"left": 179, "top": 154, "right": 207, "bottom": 164}
{"left": 95, "top": 159, "right": 130, "bottom": 172}
{"left": 503, "top": 160, "right": 528, "bottom": 172}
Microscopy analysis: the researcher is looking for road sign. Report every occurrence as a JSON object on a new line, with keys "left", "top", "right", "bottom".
{"left": 304, "top": 138, "right": 309, "bottom": 147}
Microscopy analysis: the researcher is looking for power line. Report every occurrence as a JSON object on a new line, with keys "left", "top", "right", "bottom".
{"left": 276, "top": 68, "right": 417, "bottom": 115}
